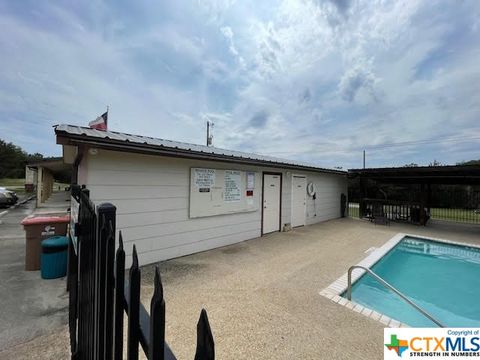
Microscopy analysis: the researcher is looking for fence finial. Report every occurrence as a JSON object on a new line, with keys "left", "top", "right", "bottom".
{"left": 114, "top": 228, "right": 125, "bottom": 360}
{"left": 194, "top": 309, "right": 215, "bottom": 360}
{"left": 132, "top": 244, "right": 138, "bottom": 269}
{"left": 154, "top": 266, "right": 164, "bottom": 301}
{"left": 149, "top": 266, "right": 166, "bottom": 359}
{"left": 128, "top": 244, "right": 140, "bottom": 360}
{"left": 118, "top": 231, "right": 124, "bottom": 250}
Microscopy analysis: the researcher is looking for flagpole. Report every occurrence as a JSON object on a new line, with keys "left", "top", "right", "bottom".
{"left": 105, "top": 106, "right": 109, "bottom": 130}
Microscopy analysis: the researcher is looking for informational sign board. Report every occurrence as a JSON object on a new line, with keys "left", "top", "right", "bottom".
{"left": 193, "top": 168, "right": 215, "bottom": 189}
{"left": 189, "top": 168, "right": 259, "bottom": 218}
{"left": 224, "top": 170, "right": 241, "bottom": 202}
{"left": 246, "top": 172, "right": 255, "bottom": 190}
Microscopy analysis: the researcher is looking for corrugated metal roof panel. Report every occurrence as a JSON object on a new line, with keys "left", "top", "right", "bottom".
{"left": 55, "top": 124, "right": 345, "bottom": 173}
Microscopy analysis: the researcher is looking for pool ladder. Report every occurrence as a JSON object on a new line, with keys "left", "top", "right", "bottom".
{"left": 346, "top": 265, "right": 445, "bottom": 327}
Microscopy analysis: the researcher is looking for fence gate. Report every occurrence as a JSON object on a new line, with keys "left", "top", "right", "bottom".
{"left": 68, "top": 185, "right": 215, "bottom": 360}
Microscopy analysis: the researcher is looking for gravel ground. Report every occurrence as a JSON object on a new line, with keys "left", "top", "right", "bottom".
{"left": 3, "top": 218, "right": 479, "bottom": 359}
{"left": 0, "top": 326, "right": 69, "bottom": 360}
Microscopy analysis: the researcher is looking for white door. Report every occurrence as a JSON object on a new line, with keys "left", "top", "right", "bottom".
{"left": 292, "top": 176, "right": 306, "bottom": 227}
{"left": 263, "top": 174, "right": 281, "bottom": 234}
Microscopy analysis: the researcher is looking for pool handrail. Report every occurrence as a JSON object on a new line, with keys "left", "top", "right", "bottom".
{"left": 346, "top": 265, "right": 445, "bottom": 327}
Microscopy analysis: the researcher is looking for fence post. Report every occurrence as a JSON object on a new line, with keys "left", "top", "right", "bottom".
{"left": 77, "top": 187, "right": 96, "bottom": 359}
{"left": 95, "top": 203, "right": 116, "bottom": 359}
{"left": 94, "top": 213, "right": 107, "bottom": 359}
{"left": 105, "top": 220, "right": 116, "bottom": 360}
{"left": 68, "top": 235, "right": 78, "bottom": 355}
{"left": 68, "top": 186, "right": 79, "bottom": 356}
{"left": 149, "top": 266, "right": 165, "bottom": 360}
{"left": 194, "top": 309, "right": 215, "bottom": 360}
{"left": 114, "top": 232, "right": 125, "bottom": 360}
{"left": 128, "top": 245, "right": 141, "bottom": 360}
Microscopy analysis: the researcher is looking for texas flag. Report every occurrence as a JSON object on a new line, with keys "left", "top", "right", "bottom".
{"left": 88, "top": 111, "right": 108, "bottom": 131}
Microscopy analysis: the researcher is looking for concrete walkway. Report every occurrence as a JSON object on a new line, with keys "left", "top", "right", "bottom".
{"left": 2, "top": 218, "right": 479, "bottom": 359}
{"left": 0, "top": 198, "right": 68, "bottom": 354}
{"left": 36, "top": 190, "right": 70, "bottom": 213}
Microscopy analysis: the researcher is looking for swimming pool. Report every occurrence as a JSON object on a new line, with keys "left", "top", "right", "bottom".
{"left": 346, "top": 236, "right": 480, "bottom": 327}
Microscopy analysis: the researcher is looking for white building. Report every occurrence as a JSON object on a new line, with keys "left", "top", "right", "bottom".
{"left": 56, "top": 125, "right": 347, "bottom": 266}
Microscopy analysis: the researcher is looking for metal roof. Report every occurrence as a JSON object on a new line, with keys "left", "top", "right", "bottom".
{"left": 55, "top": 124, "right": 345, "bottom": 174}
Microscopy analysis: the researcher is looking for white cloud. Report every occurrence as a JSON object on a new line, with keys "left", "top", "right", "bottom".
{"left": 220, "top": 26, "right": 245, "bottom": 67}
{"left": 338, "top": 65, "right": 378, "bottom": 102}
{"left": 197, "top": 0, "right": 238, "bottom": 23}
{"left": 210, "top": 0, "right": 480, "bottom": 167}
{"left": 0, "top": 0, "right": 479, "bottom": 168}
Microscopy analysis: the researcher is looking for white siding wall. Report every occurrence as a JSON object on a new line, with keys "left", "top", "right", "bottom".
{"left": 281, "top": 174, "right": 292, "bottom": 227}
{"left": 303, "top": 172, "right": 348, "bottom": 225}
{"left": 78, "top": 148, "right": 346, "bottom": 267}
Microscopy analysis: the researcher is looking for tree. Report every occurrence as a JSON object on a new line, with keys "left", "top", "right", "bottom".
{"left": 28, "top": 153, "right": 44, "bottom": 162}
{"left": 0, "top": 139, "right": 45, "bottom": 178}
{"left": 457, "top": 159, "right": 480, "bottom": 166}
{"left": 0, "top": 140, "right": 26, "bottom": 178}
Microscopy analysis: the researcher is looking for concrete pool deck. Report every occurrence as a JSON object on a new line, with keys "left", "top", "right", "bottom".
{"left": 2, "top": 218, "right": 479, "bottom": 359}
{"left": 148, "top": 218, "right": 479, "bottom": 360}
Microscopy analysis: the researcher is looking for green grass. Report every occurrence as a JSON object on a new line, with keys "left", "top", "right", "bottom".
{"left": 0, "top": 178, "right": 26, "bottom": 196}
{"left": 0, "top": 178, "right": 25, "bottom": 187}
{"left": 0, "top": 178, "right": 69, "bottom": 197}
{"left": 430, "top": 207, "right": 480, "bottom": 223}
{"left": 348, "top": 203, "right": 360, "bottom": 218}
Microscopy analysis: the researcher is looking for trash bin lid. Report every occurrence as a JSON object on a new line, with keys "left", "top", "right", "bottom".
{"left": 42, "top": 236, "right": 69, "bottom": 248}
{"left": 21, "top": 214, "right": 70, "bottom": 226}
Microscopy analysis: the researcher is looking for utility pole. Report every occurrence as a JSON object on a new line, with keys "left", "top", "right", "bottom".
{"left": 206, "top": 121, "right": 214, "bottom": 146}
{"left": 206, "top": 121, "right": 209, "bottom": 146}
{"left": 363, "top": 150, "right": 366, "bottom": 169}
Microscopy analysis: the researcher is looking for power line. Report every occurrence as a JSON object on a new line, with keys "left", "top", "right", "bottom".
{"left": 364, "top": 135, "right": 480, "bottom": 150}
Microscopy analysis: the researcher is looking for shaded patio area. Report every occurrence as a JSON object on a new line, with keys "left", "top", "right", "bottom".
{"left": 2, "top": 218, "right": 479, "bottom": 359}
{"left": 349, "top": 164, "right": 480, "bottom": 225}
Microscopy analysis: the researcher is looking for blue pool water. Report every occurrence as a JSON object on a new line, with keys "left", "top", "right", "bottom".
{"left": 347, "top": 236, "right": 480, "bottom": 327}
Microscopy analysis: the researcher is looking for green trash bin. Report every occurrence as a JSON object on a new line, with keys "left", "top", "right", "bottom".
{"left": 41, "top": 236, "right": 69, "bottom": 279}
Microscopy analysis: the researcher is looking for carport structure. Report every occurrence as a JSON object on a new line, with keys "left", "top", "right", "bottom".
{"left": 27, "top": 158, "right": 71, "bottom": 206}
{"left": 348, "top": 165, "right": 480, "bottom": 225}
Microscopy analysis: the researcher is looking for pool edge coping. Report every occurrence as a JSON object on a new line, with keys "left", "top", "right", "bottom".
{"left": 319, "top": 232, "right": 480, "bottom": 328}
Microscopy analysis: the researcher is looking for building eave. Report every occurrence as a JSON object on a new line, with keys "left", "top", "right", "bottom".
{"left": 56, "top": 131, "right": 346, "bottom": 176}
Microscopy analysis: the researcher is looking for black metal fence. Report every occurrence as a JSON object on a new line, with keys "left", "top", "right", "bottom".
{"left": 349, "top": 199, "right": 425, "bottom": 224}
{"left": 348, "top": 200, "right": 480, "bottom": 224}
{"left": 68, "top": 185, "right": 214, "bottom": 360}
{"left": 348, "top": 182, "right": 480, "bottom": 225}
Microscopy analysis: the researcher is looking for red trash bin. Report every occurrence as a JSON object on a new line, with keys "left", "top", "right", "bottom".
{"left": 21, "top": 214, "right": 70, "bottom": 271}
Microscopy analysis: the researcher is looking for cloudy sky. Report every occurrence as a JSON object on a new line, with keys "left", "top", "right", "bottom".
{"left": 0, "top": 0, "right": 479, "bottom": 169}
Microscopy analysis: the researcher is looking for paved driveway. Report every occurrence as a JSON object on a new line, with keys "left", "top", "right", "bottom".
{"left": 0, "top": 200, "right": 68, "bottom": 353}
